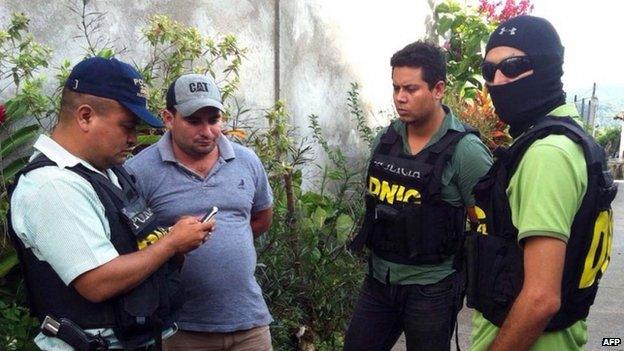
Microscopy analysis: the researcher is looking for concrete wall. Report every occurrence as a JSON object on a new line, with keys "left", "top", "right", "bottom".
{"left": 0, "top": 0, "right": 431, "bottom": 166}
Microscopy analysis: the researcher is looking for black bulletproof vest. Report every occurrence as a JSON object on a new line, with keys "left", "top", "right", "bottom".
{"left": 465, "top": 116, "right": 617, "bottom": 331}
{"left": 7, "top": 154, "right": 175, "bottom": 350}
{"left": 353, "top": 125, "right": 477, "bottom": 265}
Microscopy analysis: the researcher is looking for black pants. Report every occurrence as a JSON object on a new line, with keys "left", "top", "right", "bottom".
{"left": 343, "top": 272, "right": 463, "bottom": 351}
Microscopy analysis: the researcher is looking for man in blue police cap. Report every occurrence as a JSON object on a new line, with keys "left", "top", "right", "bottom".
{"left": 9, "top": 57, "right": 215, "bottom": 350}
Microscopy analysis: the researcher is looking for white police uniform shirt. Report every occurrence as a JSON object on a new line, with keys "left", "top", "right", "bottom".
{"left": 11, "top": 135, "right": 174, "bottom": 350}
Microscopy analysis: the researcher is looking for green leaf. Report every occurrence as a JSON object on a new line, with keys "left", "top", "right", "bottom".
{"left": 2, "top": 156, "right": 29, "bottom": 182}
{"left": 334, "top": 214, "right": 354, "bottom": 245}
{"left": 1, "top": 124, "right": 39, "bottom": 158}
{"left": 327, "top": 170, "right": 343, "bottom": 181}
{"left": 0, "top": 251, "right": 18, "bottom": 278}
{"left": 435, "top": 3, "right": 450, "bottom": 14}
{"left": 300, "top": 218, "right": 315, "bottom": 233}
{"left": 137, "top": 134, "right": 161, "bottom": 146}
{"left": 300, "top": 192, "right": 329, "bottom": 208}
{"left": 437, "top": 16, "right": 454, "bottom": 35}
{"left": 312, "top": 207, "right": 327, "bottom": 230}
{"left": 97, "top": 48, "right": 115, "bottom": 59}
{"left": 310, "top": 247, "right": 321, "bottom": 263}
{"left": 5, "top": 103, "right": 28, "bottom": 124}
{"left": 452, "top": 14, "right": 467, "bottom": 30}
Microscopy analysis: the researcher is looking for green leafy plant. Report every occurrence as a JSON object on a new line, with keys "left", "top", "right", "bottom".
{"left": 596, "top": 125, "right": 621, "bottom": 157}
{"left": 141, "top": 15, "right": 246, "bottom": 112}
{"left": 245, "top": 90, "right": 372, "bottom": 349}
{"left": 0, "top": 13, "right": 55, "bottom": 261}
{"left": 433, "top": 0, "right": 534, "bottom": 99}
{"left": 0, "top": 12, "right": 56, "bottom": 350}
{"left": 432, "top": 0, "right": 533, "bottom": 149}
{"left": 433, "top": 1, "right": 494, "bottom": 99}
{"left": 0, "top": 300, "right": 39, "bottom": 351}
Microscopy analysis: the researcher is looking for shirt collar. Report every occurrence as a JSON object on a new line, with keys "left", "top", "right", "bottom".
{"left": 548, "top": 102, "right": 581, "bottom": 118}
{"left": 396, "top": 104, "right": 464, "bottom": 153}
{"left": 157, "top": 130, "right": 236, "bottom": 163}
{"left": 32, "top": 135, "right": 113, "bottom": 178}
{"left": 427, "top": 105, "right": 464, "bottom": 146}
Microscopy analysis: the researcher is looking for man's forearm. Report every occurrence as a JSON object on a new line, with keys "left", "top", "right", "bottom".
{"left": 487, "top": 284, "right": 560, "bottom": 350}
{"left": 251, "top": 220, "right": 269, "bottom": 238}
{"left": 251, "top": 207, "right": 273, "bottom": 238}
{"left": 72, "top": 236, "right": 177, "bottom": 303}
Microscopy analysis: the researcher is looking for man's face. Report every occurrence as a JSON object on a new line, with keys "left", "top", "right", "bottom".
{"left": 483, "top": 46, "right": 534, "bottom": 86}
{"left": 165, "top": 106, "right": 222, "bottom": 158}
{"left": 392, "top": 66, "right": 444, "bottom": 125}
{"left": 89, "top": 101, "right": 139, "bottom": 169}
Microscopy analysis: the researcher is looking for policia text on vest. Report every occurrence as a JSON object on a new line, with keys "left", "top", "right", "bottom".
{"left": 464, "top": 116, "right": 617, "bottom": 331}
{"left": 8, "top": 155, "right": 179, "bottom": 350}
{"left": 352, "top": 125, "right": 478, "bottom": 265}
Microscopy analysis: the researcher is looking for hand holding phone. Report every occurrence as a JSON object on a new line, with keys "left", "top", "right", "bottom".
{"left": 200, "top": 207, "right": 218, "bottom": 244}
{"left": 201, "top": 206, "right": 219, "bottom": 223}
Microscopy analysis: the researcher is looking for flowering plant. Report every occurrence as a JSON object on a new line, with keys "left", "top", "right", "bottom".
{"left": 478, "top": 0, "right": 535, "bottom": 23}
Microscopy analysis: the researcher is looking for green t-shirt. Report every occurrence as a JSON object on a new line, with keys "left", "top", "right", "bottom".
{"left": 470, "top": 103, "right": 589, "bottom": 351}
{"left": 369, "top": 106, "right": 493, "bottom": 285}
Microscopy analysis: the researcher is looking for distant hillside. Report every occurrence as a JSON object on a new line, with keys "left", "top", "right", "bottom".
{"left": 568, "top": 84, "right": 624, "bottom": 128}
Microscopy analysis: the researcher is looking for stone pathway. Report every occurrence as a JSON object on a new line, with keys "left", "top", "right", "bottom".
{"left": 392, "top": 180, "right": 624, "bottom": 351}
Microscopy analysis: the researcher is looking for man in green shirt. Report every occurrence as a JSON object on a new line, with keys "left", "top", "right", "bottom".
{"left": 344, "top": 41, "right": 492, "bottom": 351}
{"left": 467, "top": 15, "right": 615, "bottom": 351}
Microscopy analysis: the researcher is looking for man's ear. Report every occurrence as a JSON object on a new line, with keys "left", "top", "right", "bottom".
{"left": 432, "top": 80, "right": 445, "bottom": 100}
{"left": 75, "top": 104, "right": 95, "bottom": 132}
{"left": 161, "top": 109, "right": 175, "bottom": 129}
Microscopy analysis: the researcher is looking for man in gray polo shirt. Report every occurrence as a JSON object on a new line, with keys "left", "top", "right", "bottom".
{"left": 125, "top": 73, "right": 274, "bottom": 350}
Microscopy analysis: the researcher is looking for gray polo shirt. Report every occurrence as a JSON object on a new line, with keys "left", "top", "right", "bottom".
{"left": 125, "top": 131, "right": 273, "bottom": 332}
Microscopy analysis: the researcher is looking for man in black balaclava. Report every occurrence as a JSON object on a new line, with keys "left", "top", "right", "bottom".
{"left": 485, "top": 15, "right": 566, "bottom": 137}
{"left": 466, "top": 15, "right": 616, "bottom": 351}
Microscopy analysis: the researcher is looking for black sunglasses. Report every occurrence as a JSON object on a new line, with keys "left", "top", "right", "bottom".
{"left": 481, "top": 56, "right": 533, "bottom": 82}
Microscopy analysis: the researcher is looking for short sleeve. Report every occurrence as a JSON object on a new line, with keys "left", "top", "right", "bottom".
{"left": 250, "top": 152, "right": 273, "bottom": 213}
{"left": 453, "top": 134, "right": 493, "bottom": 207}
{"left": 507, "top": 135, "right": 588, "bottom": 243}
{"left": 11, "top": 171, "right": 119, "bottom": 285}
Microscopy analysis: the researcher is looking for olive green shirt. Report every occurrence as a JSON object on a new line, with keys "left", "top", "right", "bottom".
{"left": 369, "top": 106, "right": 493, "bottom": 285}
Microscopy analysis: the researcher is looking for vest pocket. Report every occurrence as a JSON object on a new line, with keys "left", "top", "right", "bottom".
{"left": 465, "top": 233, "right": 523, "bottom": 314}
{"left": 405, "top": 204, "right": 460, "bottom": 264}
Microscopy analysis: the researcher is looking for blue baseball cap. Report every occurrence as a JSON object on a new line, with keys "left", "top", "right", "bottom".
{"left": 65, "top": 57, "right": 164, "bottom": 128}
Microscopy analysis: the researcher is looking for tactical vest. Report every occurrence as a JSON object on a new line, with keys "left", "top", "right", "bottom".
{"left": 7, "top": 154, "right": 177, "bottom": 350}
{"left": 352, "top": 125, "right": 477, "bottom": 265}
{"left": 465, "top": 116, "right": 617, "bottom": 331}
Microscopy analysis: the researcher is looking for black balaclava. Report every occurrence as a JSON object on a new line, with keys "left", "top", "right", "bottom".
{"left": 485, "top": 15, "right": 566, "bottom": 137}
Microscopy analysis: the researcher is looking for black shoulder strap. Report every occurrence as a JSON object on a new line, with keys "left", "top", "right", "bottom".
{"left": 461, "top": 122, "right": 480, "bottom": 137}
{"left": 111, "top": 165, "right": 142, "bottom": 203}
{"left": 65, "top": 163, "right": 142, "bottom": 211}
{"left": 7, "top": 153, "right": 58, "bottom": 207}
{"left": 375, "top": 126, "right": 403, "bottom": 156}
{"left": 505, "top": 116, "right": 605, "bottom": 181}
{"left": 425, "top": 127, "right": 480, "bottom": 200}
{"left": 7, "top": 153, "right": 63, "bottom": 317}
{"left": 9, "top": 153, "right": 56, "bottom": 187}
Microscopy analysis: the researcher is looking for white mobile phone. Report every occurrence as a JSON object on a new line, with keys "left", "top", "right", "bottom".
{"left": 200, "top": 206, "right": 219, "bottom": 223}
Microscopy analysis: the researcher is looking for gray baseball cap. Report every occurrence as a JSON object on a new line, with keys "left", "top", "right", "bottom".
{"left": 166, "top": 73, "right": 224, "bottom": 117}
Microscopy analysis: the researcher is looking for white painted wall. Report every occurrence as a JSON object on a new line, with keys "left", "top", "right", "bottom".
{"left": 1, "top": 0, "right": 431, "bottom": 169}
